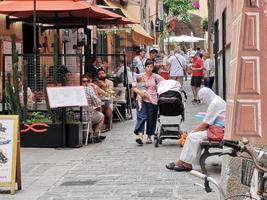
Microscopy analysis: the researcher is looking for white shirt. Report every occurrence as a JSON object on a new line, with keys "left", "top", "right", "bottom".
{"left": 133, "top": 56, "right": 145, "bottom": 74}
{"left": 204, "top": 58, "right": 215, "bottom": 77}
{"left": 167, "top": 53, "right": 187, "bottom": 77}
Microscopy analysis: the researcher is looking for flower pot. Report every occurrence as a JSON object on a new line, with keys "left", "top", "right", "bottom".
{"left": 20, "top": 123, "right": 64, "bottom": 147}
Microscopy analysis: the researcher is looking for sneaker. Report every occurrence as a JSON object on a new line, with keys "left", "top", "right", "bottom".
{"left": 197, "top": 100, "right": 201, "bottom": 104}
{"left": 191, "top": 99, "right": 198, "bottom": 104}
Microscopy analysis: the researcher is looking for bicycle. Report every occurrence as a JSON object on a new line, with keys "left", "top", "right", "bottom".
{"left": 190, "top": 138, "right": 267, "bottom": 200}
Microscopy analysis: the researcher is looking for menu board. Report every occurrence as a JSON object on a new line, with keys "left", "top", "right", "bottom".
{"left": 47, "top": 86, "right": 88, "bottom": 108}
{"left": 0, "top": 115, "right": 21, "bottom": 194}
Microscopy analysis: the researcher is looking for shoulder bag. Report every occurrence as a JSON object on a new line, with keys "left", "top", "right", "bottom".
{"left": 207, "top": 125, "right": 224, "bottom": 141}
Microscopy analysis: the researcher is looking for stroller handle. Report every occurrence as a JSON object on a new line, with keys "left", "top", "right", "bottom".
{"left": 181, "top": 90, "right": 187, "bottom": 100}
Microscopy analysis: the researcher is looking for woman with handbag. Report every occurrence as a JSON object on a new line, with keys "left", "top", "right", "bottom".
{"left": 165, "top": 87, "right": 226, "bottom": 171}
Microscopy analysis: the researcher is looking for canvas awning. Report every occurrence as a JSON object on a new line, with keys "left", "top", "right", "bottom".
{"left": 104, "top": 0, "right": 153, "bottom": 45}
{"left": 0, "top": 0, "right": 135, "bottom": 26}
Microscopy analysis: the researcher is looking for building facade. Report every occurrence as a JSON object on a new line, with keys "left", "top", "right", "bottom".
{"left": 209, "top": 0, "right": 267, "bottom": 195}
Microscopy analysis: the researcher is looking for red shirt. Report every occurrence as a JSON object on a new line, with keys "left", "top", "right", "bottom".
{"left": 192, "top": 57, "right": 203, "bottom": 77}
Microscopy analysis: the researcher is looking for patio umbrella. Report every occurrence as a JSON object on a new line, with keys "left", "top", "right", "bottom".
{"left": 0, "top": 0, "right": 123, "bottom": 19}
{"left": 164, "top": 35, "right": 205, "bottom": 43}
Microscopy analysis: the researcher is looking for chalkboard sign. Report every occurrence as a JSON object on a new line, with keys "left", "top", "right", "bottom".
{"left": 0, "top": 115, "right": 21, "bottom": 194}
{"left": 47, "top": 86, "right": 88, "bottom": 108}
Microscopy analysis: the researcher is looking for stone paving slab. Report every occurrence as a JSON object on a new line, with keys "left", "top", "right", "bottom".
{"left": 0, "top": 80, "right": 220, "bottom": 200}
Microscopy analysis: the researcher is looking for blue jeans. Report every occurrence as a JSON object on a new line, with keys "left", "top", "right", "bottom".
{"left": 134, "top": 101, "right": 158, "bottom": 136}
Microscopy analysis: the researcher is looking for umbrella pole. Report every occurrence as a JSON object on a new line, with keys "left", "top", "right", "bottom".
{"left": 33, "top": 0, "right": 37, "bottom": 110}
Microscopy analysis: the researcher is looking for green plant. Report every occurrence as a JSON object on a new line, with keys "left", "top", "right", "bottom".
{"left": 42, "top": 64, "right": 53, "bottom": 118}
{"left": 23, "top": 61, "right": 28, "bottom": 122}
{"left": 26, "top": 112, "right": 52, "bottom": 124}
{"left": 201, "top": 18, "right": 208, "bottom": 31}
{"left": 53, "top": 32, "right": 58, "bottom": 84}
{"left": 163, "top": 0, "right": 193, "bottom": 23}
{"left": 6, "top": 34, "right": 22, "bottom": 119}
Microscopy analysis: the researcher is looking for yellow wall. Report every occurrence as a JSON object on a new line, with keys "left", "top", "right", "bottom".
{"left": 190, "top": 0, "right": 208, "bottom": 19}
{"left": 0, "top": 14, "right": 23, "bottom": 40}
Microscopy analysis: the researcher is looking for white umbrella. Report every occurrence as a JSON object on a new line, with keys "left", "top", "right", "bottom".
{"left": 164, "top": 35, "right": 205, "bottom": 43}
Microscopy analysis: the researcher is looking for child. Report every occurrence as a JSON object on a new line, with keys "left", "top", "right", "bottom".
{"left": 135, "top": 76, "right": 152, "bottom": 110}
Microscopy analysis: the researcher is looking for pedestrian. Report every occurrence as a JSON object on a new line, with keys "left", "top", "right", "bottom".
{"left": 148, "top": 48, "right": 160, "bottom": 74}
{"left": 132, "top": 48, "right": 146, "bottom": 74}
{"left": 132, "top": 59, "right": 164, "bottom": 145}
{"left": 159, "top": 50, "right": 169, "bottom": 80}
{"left": 167, "top": 48, "right": 187, "bottom": 86}
{"left": 203, "top": 52, "right": 215, "bottom": 89}
{"left": 165, "top": 87, "right": 226, "bottom": 171}
{"left": 191, "top": 53, "right": 204, "bottom": 104}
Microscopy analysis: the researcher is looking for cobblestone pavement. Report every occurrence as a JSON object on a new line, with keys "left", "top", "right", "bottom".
{"left": 0, "top": 80, "right": 220, "bottom": 200}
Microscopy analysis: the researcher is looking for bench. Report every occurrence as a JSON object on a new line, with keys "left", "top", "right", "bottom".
{"left": 199, "top": 140, "right": 223, "bottom": 174}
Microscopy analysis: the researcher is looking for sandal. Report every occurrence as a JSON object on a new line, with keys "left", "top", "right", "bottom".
{"left": 136, "top": 138, "right": 143, "bottom": 145}
{"left": 173, "top": 164, "right": 192, "bottom": 172}
{"left": 146, "top": 139, "right": 152, "bottom": 144}
{"left": 165, "top": 162, "right": 176, "bottom": 170}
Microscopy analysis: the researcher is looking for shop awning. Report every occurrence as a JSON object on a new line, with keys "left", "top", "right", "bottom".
{"left": 0, "top": 0, "right": 135, "bottom": 25}
{"left": 104, "top": 0, "right": 153, "bottom": 45}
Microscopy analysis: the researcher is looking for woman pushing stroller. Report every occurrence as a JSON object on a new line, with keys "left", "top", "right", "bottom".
{"left": 166, "top": 87, "right": 226, "bottom": 171}
{"left": 132, "top": 59, "right": 164, "bottom": 145}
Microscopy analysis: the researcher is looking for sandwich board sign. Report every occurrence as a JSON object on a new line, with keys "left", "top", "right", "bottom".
{"left": 47, "top": 86, "right": 88, "bottom": 108}
{"left": 0, "top": 115, "right": 21, "bottom": 194}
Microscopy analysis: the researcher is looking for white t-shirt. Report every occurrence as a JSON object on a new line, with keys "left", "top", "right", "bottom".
{"left": 167, "top": 53, "right": 187, "bottom": 77}
{"left": 133, "top": 56, "right": 145, "bottom": 74}
{"left": 204, "top": 58, "right": 215, "bottom": 77}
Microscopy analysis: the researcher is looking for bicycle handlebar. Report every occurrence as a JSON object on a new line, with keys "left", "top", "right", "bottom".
{"left": 222, "top": 138, "right": 267, "bottom": 173}
{"left": 222, "top": 140, "right": 241, "bottom": 151}
{"left": 190, "top": 170, "right": 207, "bottom": 180}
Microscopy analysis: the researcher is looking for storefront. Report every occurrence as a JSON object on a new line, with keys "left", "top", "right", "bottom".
{"left": 0, "top": 14, "right": 23, "bottom": 102}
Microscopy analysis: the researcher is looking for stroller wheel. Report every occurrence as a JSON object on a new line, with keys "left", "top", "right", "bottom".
{"left": 154, "top": 137, "right": 159, "bottom": 148}
{"left": 159, "top": 138, "right": 162, "bottom": 144}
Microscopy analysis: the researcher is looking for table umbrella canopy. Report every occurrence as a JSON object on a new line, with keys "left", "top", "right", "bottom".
{"left": 164, "top": 35, "right": 205, "bottom": 43}
{"left": 0, "top": 0, "right": 125, "bottom": 20}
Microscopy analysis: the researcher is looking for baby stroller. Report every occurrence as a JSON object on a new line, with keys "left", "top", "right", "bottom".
{"left": 154, "top": 80, "right": 187, "bottom": 147}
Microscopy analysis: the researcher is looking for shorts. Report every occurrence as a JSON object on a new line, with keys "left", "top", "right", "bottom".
{"left": 191, "top": 76, "right": 203, "bottom": 87}
{"left": 91, "top": 110, "right": 104, "bottom": 125}
{"left": 102, "top": 100, "right": 113, "bottom": 110}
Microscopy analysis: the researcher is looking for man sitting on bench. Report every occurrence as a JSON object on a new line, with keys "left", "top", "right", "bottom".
{"left": 165, "top": 87, "right": 226, "bottom": 172}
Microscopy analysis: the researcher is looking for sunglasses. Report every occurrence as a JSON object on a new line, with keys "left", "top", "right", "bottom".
{"left": 82, "top": 80, "right": 89, "bottom": 83}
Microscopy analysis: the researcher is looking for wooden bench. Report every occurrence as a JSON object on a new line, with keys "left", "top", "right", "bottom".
{"left": 199, "top": 140, "right": 223, "bottom": 174}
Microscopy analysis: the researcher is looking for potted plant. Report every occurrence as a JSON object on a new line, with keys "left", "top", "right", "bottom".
{"left": 20, "top": 112, "right": 64, "bottom": 147}
{"left": 66, "top": 110, "right": 83, "bottom": 148}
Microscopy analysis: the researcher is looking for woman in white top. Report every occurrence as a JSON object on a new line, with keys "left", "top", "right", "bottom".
{"left": 165, "top": 87, "right": 226, "bottom": 171}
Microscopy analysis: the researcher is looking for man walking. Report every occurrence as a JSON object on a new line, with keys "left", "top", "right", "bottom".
{"left": 167, "top": 48, "right": 187, "bottom": 85}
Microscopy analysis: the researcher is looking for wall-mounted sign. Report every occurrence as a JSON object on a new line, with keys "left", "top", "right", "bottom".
{"left": 155, "top": 18, "right": 164, "bottom": 33}
{"left": 0, "top": 115, "right": 21, "bottom": 194}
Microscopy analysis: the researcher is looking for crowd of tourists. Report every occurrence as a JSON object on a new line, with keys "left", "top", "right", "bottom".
{"left": 130, "top": 46, "right": 224, "bottom": 172}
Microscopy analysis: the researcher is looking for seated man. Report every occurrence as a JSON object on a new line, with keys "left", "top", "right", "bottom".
{"left": 82, "top": 75, "right": 106, "bottom": 143}
{"left": 95, "top": 68, "right": 114, "bottom": 131}
{"left": 165, "top": 87, "right": 226, "bottom": 171}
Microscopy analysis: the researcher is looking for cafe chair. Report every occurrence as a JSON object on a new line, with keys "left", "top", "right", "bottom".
{"left": 113, "top": 87, "right": 126, "bottom": 122}
{"left": 82, "top": 109, "right": 94, "bottom": 145}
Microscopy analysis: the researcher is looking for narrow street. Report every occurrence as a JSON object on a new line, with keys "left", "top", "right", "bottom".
{"left": 1, "top": 80, "right": 219, "bottom": 200}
